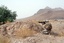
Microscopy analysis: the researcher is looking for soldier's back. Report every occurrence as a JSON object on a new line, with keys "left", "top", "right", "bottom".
{"left": 44, "top": 23, "right": 52, "bottom": 31}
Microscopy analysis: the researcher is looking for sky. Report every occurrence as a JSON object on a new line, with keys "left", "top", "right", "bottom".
{"left": 0, "top": 0, "right": 64, "bottom": 19}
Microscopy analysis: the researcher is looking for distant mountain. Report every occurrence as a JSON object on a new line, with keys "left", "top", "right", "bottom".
{"left": 22, "top": 7, "right": 64, "bottom": 21}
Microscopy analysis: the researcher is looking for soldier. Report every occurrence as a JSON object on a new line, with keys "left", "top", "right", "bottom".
{"left": 43, "top": 22, "right": 52, "bottom": 35}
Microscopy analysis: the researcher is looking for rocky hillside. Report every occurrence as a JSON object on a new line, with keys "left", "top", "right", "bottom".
{"left": 0, "top": 20, "right": 64, "bottom": 43}
{"left": 23, "top": 7, "right": 64, "bottom": 21}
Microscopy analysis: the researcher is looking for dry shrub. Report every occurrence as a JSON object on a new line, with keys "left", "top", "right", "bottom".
{"left": 13, "top": 21, "right": 43, "bottom": 38}
{"left": 0, "top": 35, "right": 10, "bottom": 43}
{"left": 14, "top": 27, "right": 37, "bottom": 38}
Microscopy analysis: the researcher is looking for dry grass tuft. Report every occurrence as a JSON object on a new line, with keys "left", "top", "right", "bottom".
{"left": 0, "top": 35, "right": 10, "bottom": 43}
{"left": 14, "top": 27, "right": 37, "bottom": 38}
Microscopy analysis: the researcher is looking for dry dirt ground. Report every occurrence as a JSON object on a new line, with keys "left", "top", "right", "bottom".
{"left": 0, "top": 20, "right": 64, "bottom": 43}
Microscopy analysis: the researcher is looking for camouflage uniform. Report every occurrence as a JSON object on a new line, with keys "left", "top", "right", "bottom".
{"left": 43, "top": 23, "right": 52, "bottom": 34}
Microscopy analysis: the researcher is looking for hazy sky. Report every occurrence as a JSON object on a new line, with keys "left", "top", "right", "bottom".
{"left": 0, "top": 0, "right": 64, "bottom": 19}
